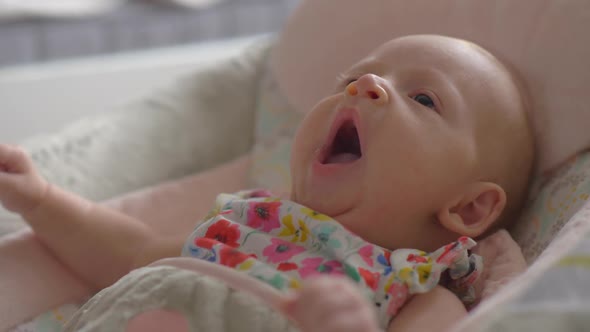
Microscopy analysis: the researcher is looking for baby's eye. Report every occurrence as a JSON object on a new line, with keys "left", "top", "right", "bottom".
{"left": 339, "top": 77, "right": 358, "bottom": 90}
{"left": 335, "top": 72, "right": 359, "bottom": 90}
{"left": 345, "top": 78, "right": 358, "bottom": 85}
{"left": 412, "top": 93, "right": 435, "bottom": 109}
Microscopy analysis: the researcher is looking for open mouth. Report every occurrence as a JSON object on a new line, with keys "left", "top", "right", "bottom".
{"left": 321, "top": 119, "right": 362, "bottom": 164}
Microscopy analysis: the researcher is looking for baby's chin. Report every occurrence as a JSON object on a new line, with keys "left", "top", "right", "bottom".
{"left": 293, "top": 187, "right": 358, "bottom": 218}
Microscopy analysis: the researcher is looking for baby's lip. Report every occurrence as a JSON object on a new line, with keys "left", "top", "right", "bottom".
{"left": 318, "top": 107, "right": 364, "bottom": 165}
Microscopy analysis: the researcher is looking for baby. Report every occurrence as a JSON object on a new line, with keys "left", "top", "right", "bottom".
{"left": 0, "top": 35, "right": 534, "bottom": 332}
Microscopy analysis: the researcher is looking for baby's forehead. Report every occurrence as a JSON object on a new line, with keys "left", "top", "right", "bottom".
{"left": 374, "top": 36, "right": 496, "bottom": 71}
{"left": 372, "top": 36, "right": 523, "bottom": 126}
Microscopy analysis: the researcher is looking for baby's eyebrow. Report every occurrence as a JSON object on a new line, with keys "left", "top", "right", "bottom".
{"left": 335, "top": 58, "right": 386, "bottom": 85}
{"left": 352, "top": 56, "right": 388, "bottom": 72}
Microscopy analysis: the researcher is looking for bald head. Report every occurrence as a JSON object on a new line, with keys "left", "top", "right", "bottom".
{"left": 475, "top": 57, "right": 535, "bottom": 230}
{"left": 443, "top": 36, "right": 535, "bottom": 230}
{"left": 382, "top": 35, "right": 536, "bottom": 230}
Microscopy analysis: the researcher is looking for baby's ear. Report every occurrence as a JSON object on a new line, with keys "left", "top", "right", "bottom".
{"left": 437, "top": 183, "right": 506, "bottom": 238}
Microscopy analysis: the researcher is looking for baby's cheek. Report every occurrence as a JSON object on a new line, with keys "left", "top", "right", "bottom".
{"left": 339, "top": 206, "right": 388, "bottom": 241}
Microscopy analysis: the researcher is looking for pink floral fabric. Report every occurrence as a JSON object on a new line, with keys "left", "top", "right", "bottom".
{"left": 182, "top": 190, "right": 482, "bottom": 328}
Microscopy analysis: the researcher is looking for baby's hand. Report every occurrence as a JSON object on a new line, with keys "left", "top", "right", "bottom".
{"left": 472, "top": 229, "right": 527, "bottom": 304}
{"left": 283, "top": 276, "right": 380, "bottom": 332}
{"left": 0, "top": 144, "right": 48, "bottom": 214}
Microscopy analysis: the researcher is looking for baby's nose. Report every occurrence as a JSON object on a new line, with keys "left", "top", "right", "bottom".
{"left": 345, "top": 74, "right": 389, "bottom": 104}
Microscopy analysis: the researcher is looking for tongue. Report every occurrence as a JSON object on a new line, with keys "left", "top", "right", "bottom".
{"left": 326, "top": 153, "right": 359, "bottom": 164}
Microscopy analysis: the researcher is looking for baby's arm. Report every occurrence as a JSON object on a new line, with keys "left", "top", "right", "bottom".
{"left": 0, "top": 144, "right": 183, "bottom": 289}
{"left": 388, "top": 286, "right": 466, "bottom": 332}
{"left": 282, "top": 278, "right": 465, "bottom": 332}
{"left": 387, "top": 231, "right": 524, "bottom": 331}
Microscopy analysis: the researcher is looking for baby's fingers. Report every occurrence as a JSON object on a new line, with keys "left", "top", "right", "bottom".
{"left": 284, "top": 276, "right": 380, "bottom": 332}
{"left": 0, "top": 144, "right": 33, "bottom": 174}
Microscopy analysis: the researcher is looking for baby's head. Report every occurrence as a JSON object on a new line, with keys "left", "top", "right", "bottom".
{"left": 290, "top": 35, "right": 534, "bottom": 251}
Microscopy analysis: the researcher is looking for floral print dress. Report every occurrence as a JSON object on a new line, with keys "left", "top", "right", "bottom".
{"left": 182, "top": 190, "right": 482, "bottom": 328}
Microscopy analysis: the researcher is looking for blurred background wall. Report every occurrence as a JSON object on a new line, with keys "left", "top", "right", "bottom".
{"left": 0, "top": 0, "right": 300, "bottom": 143}
{"left": 0, "top": 0, "right": 299, "bottom": 68}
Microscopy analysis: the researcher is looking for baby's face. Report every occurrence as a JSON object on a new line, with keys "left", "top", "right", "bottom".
{"left": 290, "top": 35, "right": 522, "bottom": 251}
